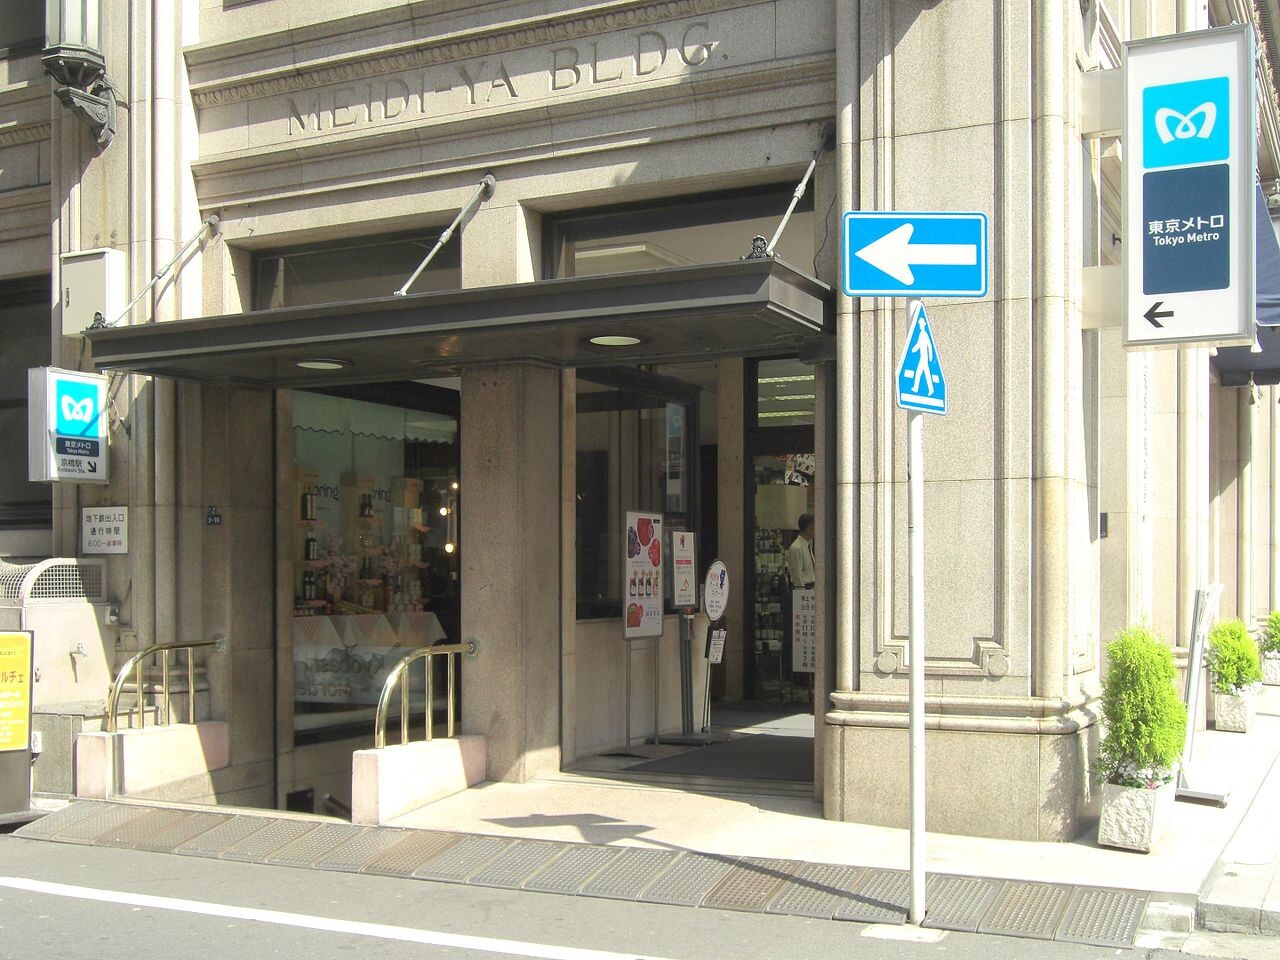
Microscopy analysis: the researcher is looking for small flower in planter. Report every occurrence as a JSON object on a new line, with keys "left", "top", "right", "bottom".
{"left": 1207, "top": 619, "right": 1263, "bottom": 733}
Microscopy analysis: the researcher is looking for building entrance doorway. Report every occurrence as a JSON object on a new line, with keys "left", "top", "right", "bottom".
{"left": 568, "top": 356, "right": 817, "bottom": 789}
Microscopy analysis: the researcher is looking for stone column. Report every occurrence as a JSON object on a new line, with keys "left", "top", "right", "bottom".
{"left": 459, "top": 364, "right": 562, "bottom": 782}
{"left": 1239, "top": 386, "right": 1255, "bottom": 623}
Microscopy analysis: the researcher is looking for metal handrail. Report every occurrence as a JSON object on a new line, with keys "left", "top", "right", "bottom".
{"left": 106, "top": 636, "right": 225, "bottom": 733}
{"left": 374, "top": 639, "right": 477, "bottom": 748}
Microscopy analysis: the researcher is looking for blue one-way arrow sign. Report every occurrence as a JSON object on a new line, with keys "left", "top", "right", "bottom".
{"left": 843, "top": 212, "right": 988, "bottom": 297}
{"left": 896, "top": 301, "right": 947, "bottom": 415}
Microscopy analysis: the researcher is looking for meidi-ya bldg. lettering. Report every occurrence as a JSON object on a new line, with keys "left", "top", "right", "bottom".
{"left": 27, "top": 367, "right": 110, "bottom": 484}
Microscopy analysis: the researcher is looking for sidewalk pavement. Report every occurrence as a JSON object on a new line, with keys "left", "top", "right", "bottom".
{"left": 391, "top": 686, "right": 1280, "bottom": 940}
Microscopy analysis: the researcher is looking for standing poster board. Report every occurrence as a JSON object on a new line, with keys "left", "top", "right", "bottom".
{"left": 791, "top": 588, "right": 817, "bottom": 674}
{"left": 624, "top": 511, "right": 663, "bottom": 638}
{"left": 0, "top": 631, "right": 34, "bottom": 815}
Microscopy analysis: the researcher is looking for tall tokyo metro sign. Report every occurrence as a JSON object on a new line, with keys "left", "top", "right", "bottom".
{"left": 1123, "top": 25, "right": 1255, "bottom": 348}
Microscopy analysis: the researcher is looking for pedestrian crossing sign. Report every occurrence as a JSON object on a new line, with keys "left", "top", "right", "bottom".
{"left": 896, "top": 301, "right": 947, "bottom": 415}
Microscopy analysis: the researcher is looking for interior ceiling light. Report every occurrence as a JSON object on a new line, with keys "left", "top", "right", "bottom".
{"left": 296, "top": 358, "right": 351, "bottom": 371}
{"left": 774, "top": 394, "right": 816, "bottom": 401}
{"left": 588, "top": 335, "right": 642, "bottom": 347}
{"left": 757, "top": 374, "right": 814, "bottom": 384}
{"left": 759, "top": 410, "right": 813, "bottom": 419}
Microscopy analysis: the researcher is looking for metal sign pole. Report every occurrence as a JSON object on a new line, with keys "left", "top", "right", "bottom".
{"left": 907, "top": 408, "right": 926, "bottom": 924}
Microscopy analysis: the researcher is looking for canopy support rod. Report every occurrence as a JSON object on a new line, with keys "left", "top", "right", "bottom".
{"left": 749, "top": 123, "right": 836, "bottom": 259}
{"left": 395, "top": 174, "right": 497, "bottom": 297}
{"left": 95, "top": 215, "right": 221, "bottom": 329}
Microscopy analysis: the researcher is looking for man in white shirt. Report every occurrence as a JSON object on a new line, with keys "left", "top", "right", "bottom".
{"left": 785, "top": 513, "right": 816, "bottom": 590}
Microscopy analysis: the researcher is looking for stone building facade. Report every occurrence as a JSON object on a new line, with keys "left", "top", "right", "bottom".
{"left": 2, "top": 0, "right": 1279, "bottom": 840}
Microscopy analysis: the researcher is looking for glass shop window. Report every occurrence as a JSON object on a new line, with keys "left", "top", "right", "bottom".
{"left": 290, "top": 389, "right": 460, "bottom": 743}
{"left": 253, "top": 231, "right": 460, "bottom": 310}
{"left": 576, "top": 370, "right": 696, "bottom": 620}
{"left": 546, "top": 184, "right": 817, "bottom": 280}
{"left": 0, "top": 276, "right": 51, "bottom": 530}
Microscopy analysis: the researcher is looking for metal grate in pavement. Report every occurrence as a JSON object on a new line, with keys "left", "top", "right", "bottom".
{"left": 265, "top": 823, "right": 368, "bottom": 868}
{"left": 466, "top": 840, "right": 570, "bottom": 889}
{"left": 581, "top": 848, "right": 683, "bottom": 901}
{"left": 13, "top": 802, "right": 108, "bottom": 840}
{"left": 172, "top": 815, "right": 275, "bottom": 859}
{"left": 833, "top": 868, "right": 909, "bottom": 924}
{"left": 363, "top": 830, "right": 465, "bottom": 878}
{"left": 44, "top": 803, "right": 153, "bottom": 845}
{"left": 313, "top": 828, "right": 410, "bottom": 873}
{"left": 134, "top": 812, "right": 230, "bottom": 853}
{"left": 921, "top": 875, "right": 1003, "bottom": 932}
{"left": 765, "top": 862, "right": 867, "bottom": 919}
{"left": 1054, "top": 886, "right": 1149, "bottom": 947}
{"left": 703, "top": 858, "right": 801, "bottom": 913}
{"left": 523, "top": 844, "right": 622, "bottom": 895}
{"left": 220, "top": 819, "right": 322, "bottom": 863}
{"left": 93, "top": 808, "right": 197, "bottom": 849}
{"left": 977, "top": 881, "right": 1073, "bottom": 940}
{"left": 639, "top": 853, "right": 739, "bottom": 907}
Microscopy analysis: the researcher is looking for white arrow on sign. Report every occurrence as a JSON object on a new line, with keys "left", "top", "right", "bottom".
{"left": 853, "top": 223, "right": 978, "bottom": 285}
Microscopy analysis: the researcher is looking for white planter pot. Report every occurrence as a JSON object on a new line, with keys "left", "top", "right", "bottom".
{"left": 1263, "top": 655, "right": 1280, "bottom": 687}
{"left": 1097, "top": 780, "right": 1174, "bottom": 853}
{"left": 1214, "top": 688, "right": 1257, "bottom": 733}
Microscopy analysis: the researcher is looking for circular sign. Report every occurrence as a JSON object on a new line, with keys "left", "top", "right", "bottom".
{"left": 703, "top": 560, "right": 729, "bottom": 621}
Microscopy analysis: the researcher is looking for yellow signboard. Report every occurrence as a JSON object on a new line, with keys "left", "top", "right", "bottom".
{"left": 0, "top": 632, "right": 33, "bottom": 753}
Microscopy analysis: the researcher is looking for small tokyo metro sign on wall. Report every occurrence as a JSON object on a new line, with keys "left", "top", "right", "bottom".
{"left": 28, "top": 367, "right": 110, "bottom": 484}
{"left": 1123, "top": 25, "right": 1255, "bottom": 347}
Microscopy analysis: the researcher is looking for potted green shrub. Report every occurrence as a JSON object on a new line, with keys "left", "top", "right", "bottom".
{"left": 1096, "top": 626, "right": 1187, "bottom": 853}
{"left": 1207, "top": 618, "right": 1263, "bottom": 732}
{"left": 1262, "top": 612, "right": 1280, "bottom": 687}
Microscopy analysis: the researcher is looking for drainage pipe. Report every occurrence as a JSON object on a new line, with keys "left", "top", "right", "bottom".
{"left": 834, "top": 0, "right": 859, "bottom": 694}
{"left": 152, "top": 0, "right": 177, "bottom": 647}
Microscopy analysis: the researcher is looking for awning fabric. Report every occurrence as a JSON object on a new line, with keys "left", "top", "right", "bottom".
{"left": 86, "top": 258, "right": 832, "bottom": 388}
{"left": 1212, "top": 184, "right": 1280, "bottom": 385}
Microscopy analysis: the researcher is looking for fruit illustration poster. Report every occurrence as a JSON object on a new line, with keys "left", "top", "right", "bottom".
{"left": 624, "top": 511, "right": 664, "bottom": 639}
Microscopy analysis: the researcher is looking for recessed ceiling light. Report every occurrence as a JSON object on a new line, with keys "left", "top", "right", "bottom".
{"left": 295, "top": 358, "right": 351, "bottom": 371}
{"left": 588, "top": 335, "right": 642, "bottom": 347}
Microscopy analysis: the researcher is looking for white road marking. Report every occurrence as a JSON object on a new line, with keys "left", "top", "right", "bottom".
{"left": 0, "top": 876, "right": 672, "bottom": 960}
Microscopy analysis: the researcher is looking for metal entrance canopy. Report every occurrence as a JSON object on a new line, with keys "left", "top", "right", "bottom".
{"left": 85, "top": 258, "right": 832, "bottom": 388}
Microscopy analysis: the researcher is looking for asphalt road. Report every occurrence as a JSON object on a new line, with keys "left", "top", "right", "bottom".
{"left": 0, "top": 834, "right": 1263, "bottom": 960}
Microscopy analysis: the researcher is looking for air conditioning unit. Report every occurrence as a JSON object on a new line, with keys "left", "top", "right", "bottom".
{"left": 58, "top": 248, "right": 124, "bottom": 336}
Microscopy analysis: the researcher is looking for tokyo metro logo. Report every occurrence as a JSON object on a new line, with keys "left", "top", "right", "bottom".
{"left": 1143, "top": 76, "right": 1230, "bottom": 169}
{"left": 1154, "top": 102, "right": 1216, "bottom": 144}
{"left": 54, "top": 379, "right": 100, "bottom": 437}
